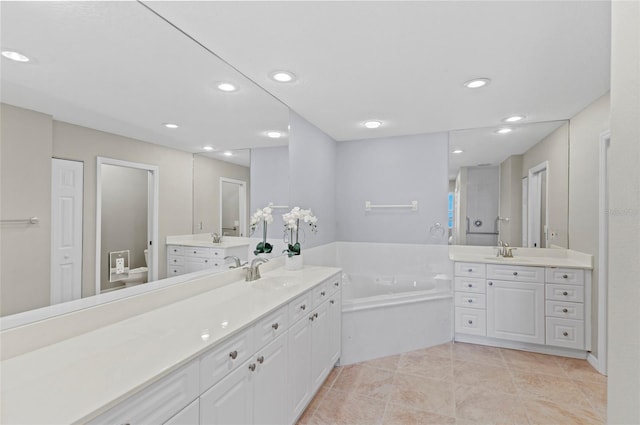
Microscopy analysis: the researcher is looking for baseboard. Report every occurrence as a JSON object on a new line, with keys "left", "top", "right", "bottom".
{"left": 587, "top": 352, "right": 607, "bottom": 375}
{"left": 454, "top": 333, "right": 588, "bottom": 359}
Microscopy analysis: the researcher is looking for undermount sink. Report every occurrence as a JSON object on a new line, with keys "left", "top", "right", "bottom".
{"left": 484, "top": 256, "right": 529, "bottom": 262}
{"left": 252, "top": 276, "right": 303, "bottom": 290}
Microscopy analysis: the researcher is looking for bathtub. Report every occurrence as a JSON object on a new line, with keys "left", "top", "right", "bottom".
{"left": 340, "top": 273, "right": 453, "bottom": 365}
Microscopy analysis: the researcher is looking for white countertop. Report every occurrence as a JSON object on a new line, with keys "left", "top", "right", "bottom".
{"left": 166, "top": 234, "right": 250, "bottom": 248}
{"left": 0, "top": 265, "right": 340, "bottom": 424}
{"left": 449, "top": 245, "right": 593, "bottom": 269}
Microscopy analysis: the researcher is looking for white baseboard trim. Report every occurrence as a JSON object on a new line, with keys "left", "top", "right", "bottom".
{"left": 454, "top": 334, "right": 588, "bottom": 359}
{"left": 587, "top": 352, "right": 607, "bottom": 375}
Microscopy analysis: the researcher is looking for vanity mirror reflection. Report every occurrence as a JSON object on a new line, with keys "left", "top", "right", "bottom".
{"left": 449, "top": 120, "right": 569, "bottom": 249}
{"left": 0, "top": 1, "right": 289, "bottom": 321}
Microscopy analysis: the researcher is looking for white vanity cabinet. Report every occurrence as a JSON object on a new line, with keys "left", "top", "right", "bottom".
{"left": 454, "top": 260, "right": 590, "bottom": 355}
{"left": 167, "top": 244, "right": 248, "bottom": 276}
{"left": 486, "top": 264, "right": 545, "bottom": 344}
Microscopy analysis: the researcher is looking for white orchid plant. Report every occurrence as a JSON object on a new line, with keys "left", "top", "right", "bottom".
{"left": 250, "top": 205, "right": 274, "bottom": 255}
{"left": 282, "top": 207, "right": 318, "bottom": 257}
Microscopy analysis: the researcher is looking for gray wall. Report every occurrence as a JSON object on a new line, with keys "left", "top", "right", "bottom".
{"left": 0, "top": 104, "right": 53, "bottom": 316}
{"left": 522, "top": 122, "right": 569, "bottom": 248}
{"left": 499, "top": 155, "right": 523, "bottom": 247}
{"left": 336, "top": 132, "right": 449, "bottom": 244}
{"left": 250, "top": 146, "right": 289, "bottom": 240}
{"left": 608, "top": 1, "right": 640, "bottom": 421}
{"left": 288, "top": 111, "right": 337, "bottom": 249}
{"left": 192, "top": 154, "right": 250, "bottom": 235}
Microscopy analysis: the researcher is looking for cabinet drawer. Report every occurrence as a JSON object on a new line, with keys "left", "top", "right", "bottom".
{"left": 164, "top": 398, "right": 199, "bottom": 425}
{"left": 455, "top": 307, "right": 486, "bottom": 336}
{"left": 168, "top": 266, "right": 184, "bottom": 276}
{"left": 168, "top": 255, "right": 185, "bottom": 266}
{"left": 545, "top": 268, "right": 585, "bottom": 285}
{"left": 209, "top": 248, "right": 225, "bottom": 258}
{"left": 185, "top": 247, "right": 213, "bottom": 258}
{"left": 313, "top": 280, "right": 331, "bottom": 307}
{"left": 167, "top": 245, "right": 184, "bottom": 256}
{"left": 487, "top": 264, "right": 544, "bottom": 283}
{"left": 546, "top": 317, "right": 585, "bottom": 349}
{"left": 545, "top": 300, "right": 584, "bottom": 320}
{"left": 88, "top": 362, "right": 199, "bottom": 425}
{"left": 289, "top": 291, "right": 313, "bottom": 324}
{"left": 199, "top": 328, "right": 254, "bottom": 393}
{"left": 186, "top": 257, "right": 224, "bottom": 269}
{"left": 327, "top": 274, "right": 342, "bottom": 295}
{"left": 253, "top": 305, "right": 288, "bottom": 349}
{"left": 454, "top": 277, "right": 486, "bottom": 294}
{"left": 546, "top": 284, "right": 584, "bottom": 302}
{"left": 455, "top": 262, "right": 486, "bottom": 278}
{"left": 455, "top": 292, "right": 486, "bottom": 309}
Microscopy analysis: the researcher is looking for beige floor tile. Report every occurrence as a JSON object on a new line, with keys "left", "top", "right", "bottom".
{"left": 557, "top": 357, "right": 607, "bottom": 384}
{"left": 522, "top": 398, "right": 604, "bottom": 425}
{"left": 390, "top": 373, "right": 455, "bottom": 418}
{"left": 406, "top": 342, "right": 453, "bottom": 360}
{"left": 382, "top": 402, "right": 456, "bottom": 425}
{"left": 501, "top": 348, "right": 567, "bottom": 376}
{"left": 332, "top": 363, "right": 395, "bottom": 400}
{"left": 454, "top": 384, "right": 530, "bottom": 425}
{"left": 310, "top": 388, "right": 386, "bottom": 425}
{"left": 398, "top": 351, "right": 453, "bottom": 380}
{"left": 511, "top": 370, "right": 593, "bottom": 408}
{"left": 451, "top": 342, "right": 506, "bottom": 367}
{"left": 364, "top": 353, "right": 402, "bottom": 372}
{"left": 453, "top": 360, "right": 516, "bottom": 394}
{"left": 576, "top": 379, "right": 607, "bottom": 419}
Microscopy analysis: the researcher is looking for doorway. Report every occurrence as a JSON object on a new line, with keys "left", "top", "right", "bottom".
{"left": 527, "top": 161, "right": 549, "bottom": 248}
{"left": 95, "top": 157, "right": 158, "bottom": 294}
{"left": 51, "top": 158, "right": 84, "bottom": 305}
{"left": 219, "top": 178, "right": 247, "bottom": 237}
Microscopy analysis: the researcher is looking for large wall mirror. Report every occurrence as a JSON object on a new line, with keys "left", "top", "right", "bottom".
{"left": 449, "top": 120, "right": 569, "bottom": 248}
{"left": 0, "top": 2, "right": 289, "bottom": 322}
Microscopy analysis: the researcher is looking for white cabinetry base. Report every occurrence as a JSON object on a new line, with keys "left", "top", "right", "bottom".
{"left": 454, "top": 333, "right": 588, "bottom": 359}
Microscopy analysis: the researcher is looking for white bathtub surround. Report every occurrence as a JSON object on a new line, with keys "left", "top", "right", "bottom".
{"left": 0, "top": 264, "right": 340, "bottom": 424}
{"left": 340, "top": 273, "right": 452, "bottom": 365}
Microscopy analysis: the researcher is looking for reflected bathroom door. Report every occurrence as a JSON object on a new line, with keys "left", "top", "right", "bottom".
{"left": 220, "top": 178, "right": 246, "bottom": 237}
{"left": 527, "top": 162, "right": 549, "bottom": 248}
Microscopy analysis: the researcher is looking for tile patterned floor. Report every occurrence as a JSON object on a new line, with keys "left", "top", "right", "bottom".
{"left": 297, "top": 342, "right": 606, "bottom": 425}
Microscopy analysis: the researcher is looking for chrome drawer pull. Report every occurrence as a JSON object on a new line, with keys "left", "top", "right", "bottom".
{"left": 300, "top": 304, "right": 306, "bottom": 311}
{"left": 562, "top": 274, "right": 569, "bottom": 279}
{"left": 468, "top": 320, "right": 473, "bottom": 325}
{"left": 562, "top": 308, "right": 569, "bottom": 313}
{"left": 321, "top": 291, "right": 326, "bottom": 296}
{"left": 248, "top": 363, "right": 256, "bottom": 372}
{"left": 488, "top": 281, "right": 493, "bottom": 286}
{"left": 229, "top": 350, "right": 238, "bottom": 360}
{"left": 272, "top": 323, "right": 279, "bottom": 330}
{"left": 467, "top": 268, "right": 473, "bottom": 272}
{"left": 563, "top": 332, "right": 569, "bottom": 337}
{"left": 562, "top": 291, "right": 569, "bottom": 296}
{"left": 467, "top": 299, "right": 473, "bottom": 303}
{"left": 468, "top": 284, "right": 473, "bottom": 288}
{"left": 513, "top": 272, "right": 518, "bottom": 276}
{"left": 257, "top": 356, "right": 264, "bottom": 364}
{"left": 334, "top": 282, "right": 340, "bottom": 287}
{"left": 330, "top": 300, "right": 335, "bottom": 304}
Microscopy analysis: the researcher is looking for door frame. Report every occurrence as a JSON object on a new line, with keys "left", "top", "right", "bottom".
{"left": 51, "top": 158, "right": 84, "bottom": 305}
{"left": 527, "top": 161, "right": 549, "bottom": 248}
{"left": 95, "top": 157, "right": 159, "bottom": 295}
{"left": 219, "top": 177, "right": 247, "bottom": 237}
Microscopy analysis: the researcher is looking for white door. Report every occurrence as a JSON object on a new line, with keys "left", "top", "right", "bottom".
{"left": 487, "top": 280, "right": 545, "bottom": 344}
{"left": 219, "top": 178, "right": 247, "bottom": 237}
{"left": 51, "top": 158, "right": 83, "bottom": 305}
{"left": 288, "top": 317, "right": 312, "bottom": 422}
{"left": 310, "top": 302, "right": 330, "bottom": 392}
{"left": 327, "top": 293, "right": 342, "bottom": 365}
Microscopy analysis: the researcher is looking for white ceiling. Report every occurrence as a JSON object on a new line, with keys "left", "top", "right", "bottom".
{"left": 1, "top": 1, "right": 611, "bottom": 171}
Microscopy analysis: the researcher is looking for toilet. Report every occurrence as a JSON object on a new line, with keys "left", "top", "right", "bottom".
{"left": 122, "top": 249, "right": 148, "bottom": 287}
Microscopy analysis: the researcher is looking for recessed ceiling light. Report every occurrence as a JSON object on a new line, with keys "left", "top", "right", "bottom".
{"left": 203, "top": 146, "right": 215, "bottom": 151}
{"left": 223, "top": 151, "right": 233, "bottom": 157}
{"left": 266, "top": 131, "right": 282, "bottom": 138}
{"left": 217, "top": 82, "right": 237, "bottom": 92}
{"left": 452, "top": 149, "right": 464, "bottom": 154}
{"left": 364, "top": 120, "right": 382, "bottom": 129}
{"left": 164, "top": 123, "right": 179, "bottom": 129}
{"left": 1, "top": 50, "right": 30, "bottom": 62}
{"left": 503, "top": 115, "right": 526, "bottom": 123}
{"left": 495, "top": 127, "right": 513, "bottom": 134}
{"left": 270, "top": 71, "right": 296, "bottom": 83}
{"left": 463, "top": 78, "right": 491, "bottom": 89}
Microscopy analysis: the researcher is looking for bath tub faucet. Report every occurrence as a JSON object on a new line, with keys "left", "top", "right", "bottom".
{"left": 245, "top": 257, "right": 269, "bottom": 281}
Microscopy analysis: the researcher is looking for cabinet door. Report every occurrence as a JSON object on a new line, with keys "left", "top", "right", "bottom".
{"left": 254, "top": 333, "right": 288, "bottom": 425}
{"left": 311, "top": 301, "right": 330, "bottom": 392}
{"left": 487, "top": 280, "right": 545, "bottom": 344}
{"left": 288, "top": 316, "right": 312, "bottom": 423}
{"left": 327, "top": 292, "right": 341, "bottom": 366}
{"left": 200, "top": 360, "right": 254, "bottom": 425}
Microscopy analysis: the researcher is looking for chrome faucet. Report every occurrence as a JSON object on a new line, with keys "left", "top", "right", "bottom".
{"left": 212, "top": 233, "right": 223, "bottom": 243}
{"left": 225, "top": 255, "right": 247, "bottom": 269}
{"left": 245, "top": 257, "right": 269, "bottom": 281}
